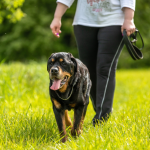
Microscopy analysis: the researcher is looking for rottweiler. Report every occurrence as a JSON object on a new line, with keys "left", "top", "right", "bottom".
{"left": 47, "top": 52, "right": 92, "bottom": 142}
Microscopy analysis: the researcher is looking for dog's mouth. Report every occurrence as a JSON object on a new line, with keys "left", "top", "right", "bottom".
{"left": 50, "top": 75, "right": 69, "bottom": 91}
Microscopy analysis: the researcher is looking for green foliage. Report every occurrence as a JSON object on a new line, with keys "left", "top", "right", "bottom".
{"left": 0, "top": 0, "right": 150, "bottom": 68}
{"left": 0, "top": 62, "right": 150, "bottom": 149}
{"left": 0, "top": 0, "right": 25, "bottom": 24}
{"left": 0, "top": 0, "right": 77, "bottom": 62}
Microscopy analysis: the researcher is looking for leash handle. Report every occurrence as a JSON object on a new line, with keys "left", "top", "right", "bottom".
{"left": 123, "top": 29, "right": 144, "bottom": 60}
{"left": 129, "top": 28, "right": 144, "bottom": 50}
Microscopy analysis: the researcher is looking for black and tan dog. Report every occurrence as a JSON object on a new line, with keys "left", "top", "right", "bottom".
{"left": 47, "top": 52, "right": 91, "bottom": 142}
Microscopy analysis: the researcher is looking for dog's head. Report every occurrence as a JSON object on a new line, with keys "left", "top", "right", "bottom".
{"left": 47, "top": 52, "right": 77, "bottom": 91}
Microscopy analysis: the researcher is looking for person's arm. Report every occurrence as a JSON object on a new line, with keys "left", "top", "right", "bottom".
{"left": 120, "top": 0, "right": 136, "bottom": 36}
{"left": 121, "top": 7, "right": 135, "bottom": 36}
{"left": 50, "top": 2, "right": 68, "bottom": 38}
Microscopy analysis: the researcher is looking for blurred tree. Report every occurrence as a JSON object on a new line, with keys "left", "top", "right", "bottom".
{"left": 0, "top": 0, "right": 77, "bottom": 62}
{"left": 0, "top": 0, "right": 25, "bottom": 24}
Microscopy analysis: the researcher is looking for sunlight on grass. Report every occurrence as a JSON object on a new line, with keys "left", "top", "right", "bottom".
{"left": 0, "top": 62, "right": 150, "bottom": 149}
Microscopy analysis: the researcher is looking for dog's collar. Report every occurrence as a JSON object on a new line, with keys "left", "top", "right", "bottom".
{"left": 55, "top": 87, "right": 73, "bottom": 101}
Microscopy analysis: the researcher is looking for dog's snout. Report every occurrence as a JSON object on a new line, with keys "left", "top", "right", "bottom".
{"left": 51, "top": 67, "right": 59, "bottom": 74}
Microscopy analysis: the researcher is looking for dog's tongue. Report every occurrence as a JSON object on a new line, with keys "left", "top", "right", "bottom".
{"left": 50, "top": 79, "right": 61, "bottom": 90}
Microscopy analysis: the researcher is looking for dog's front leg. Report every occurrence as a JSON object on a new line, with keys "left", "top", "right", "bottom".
{"left": 71, "top": 105, "right": 88, "bottom": 136}
{"left": 53, "top": 106, "right": 67, "bottom": 143}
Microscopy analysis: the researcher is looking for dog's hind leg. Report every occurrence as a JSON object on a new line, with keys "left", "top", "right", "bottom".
{"left": 65, "top": 110, "right": 72, "bottom": 128}
{"left": 71, "top": 104, "right": 88, "bottom": 136}
{"left": 53, "top": 106, "right": 67, "bottom": 143}
{"left": 79, "top": 104, "right": 88, "bottom": 131}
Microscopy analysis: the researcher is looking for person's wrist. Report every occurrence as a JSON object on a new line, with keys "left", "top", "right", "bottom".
{"left": 123, "top": 19, "right": 133, "bottom": 25}
{"left": 54, "top": 16, "right": 62, "bottom": 20}
{"left": 124, "top": 18, "right": 133, "bottom": 22}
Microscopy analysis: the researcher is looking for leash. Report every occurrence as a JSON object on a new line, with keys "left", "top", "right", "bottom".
{"left": 55, "top": 87, "right": 74, "bottom": 101}
{"left": 123, "top": 29, "right": 144, "bottom": 60}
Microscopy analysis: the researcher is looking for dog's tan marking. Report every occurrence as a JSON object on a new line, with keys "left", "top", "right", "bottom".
{"left": 51, "top": 58, "right": 55, "bottom": 62}
{"left": 59, "top": 58, "right": 63, "bottom": 62}
{"left": 59, "top": 82, "right": 68, "bottom": 93}
{"left": 60, "top": 113, "right": 67, "bottom": 143}
{"left": 65, "top": 110, "right": 72, "bottom": 127}
{"left": 58, "top": 66, "right": 62, "bottom": 74}
{"left": 79, "top": 116, "right": 84, "bottom": 131}
{"left": 59, "top": 71, "right": 71, "bottom": 93}
{"left": 52, "top": 98, "right": 61, "bottom": 109}
{"left": 69, "top": 103, "right": 76, "bottom": 108}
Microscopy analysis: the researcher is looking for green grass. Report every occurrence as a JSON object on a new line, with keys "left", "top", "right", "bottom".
{"left": 0, "top": 62, "right": 150, "bottom": 150}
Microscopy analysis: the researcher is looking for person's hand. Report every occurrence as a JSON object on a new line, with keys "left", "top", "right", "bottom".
{"left": 121, "top": 19, "right": 135, "bottom": 36}
{"left": 50, "top": 17, "right": 62, "bottom": 38}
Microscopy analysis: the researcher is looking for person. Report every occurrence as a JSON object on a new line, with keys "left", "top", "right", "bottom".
{"left": 50, "top": 0, "right": 136, "bottom": 126}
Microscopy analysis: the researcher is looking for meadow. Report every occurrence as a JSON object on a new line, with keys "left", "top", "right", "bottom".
{"left": 0, "top": 62, "right": 150, "bottom": 150}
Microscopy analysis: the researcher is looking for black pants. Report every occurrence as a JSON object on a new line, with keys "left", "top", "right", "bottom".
{"left": 74, "top": 25, "right": 124, "bottom": 120}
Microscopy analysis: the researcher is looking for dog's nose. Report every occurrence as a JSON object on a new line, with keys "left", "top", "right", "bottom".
{"left": 51, "top": 67, "right": 59, "bottom": 74}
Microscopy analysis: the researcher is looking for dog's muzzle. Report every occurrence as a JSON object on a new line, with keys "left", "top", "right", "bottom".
{"left": 51, "top": 67, "right": 59, "bottom": 75}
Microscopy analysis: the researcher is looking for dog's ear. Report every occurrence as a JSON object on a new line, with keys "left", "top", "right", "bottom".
{"left": 67, "top": 53, "right": 81, "bottom": 87}
{"left": 67, "top": 53, "right": 78, "bottom": 72}
{"left": 47, "top": 53, "right": 54, "bottom": 72}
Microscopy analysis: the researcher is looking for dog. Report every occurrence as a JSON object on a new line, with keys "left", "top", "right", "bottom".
{"left": 47, "top": 52, "right": 91, "bottom": 142}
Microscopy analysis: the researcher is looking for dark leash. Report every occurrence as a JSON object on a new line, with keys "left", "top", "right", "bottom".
{"left": 123, "top": 28, "right": 144, "bottom": 60}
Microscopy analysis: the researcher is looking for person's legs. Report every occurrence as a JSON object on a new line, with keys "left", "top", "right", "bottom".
{"left": 74, "top": 25, "right": 124, "bottom": 126}
{"left": 74, "top": 25, "right": 99, "bottom": 112}
{"left": 93, "top": 26, "right": 124, "bottom": 124}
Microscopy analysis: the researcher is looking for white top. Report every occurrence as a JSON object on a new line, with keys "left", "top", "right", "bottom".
{"left": 56, "top": 0, "right": 135, "bottom": 27}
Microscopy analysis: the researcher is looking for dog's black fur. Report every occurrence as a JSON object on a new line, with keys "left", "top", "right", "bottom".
{"left": 47, "top": 52, "right": 91, "bottom": 142}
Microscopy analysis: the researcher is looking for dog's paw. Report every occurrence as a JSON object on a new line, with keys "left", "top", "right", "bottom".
{"left": 61, "top": 136, "right": 67, "bottom": 143}
{"left": 71, "top": 128, "right": 81, "bottom": 137}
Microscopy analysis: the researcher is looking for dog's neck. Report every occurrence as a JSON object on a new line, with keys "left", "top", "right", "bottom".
{"left": 57, "top": 84, "right": 73, "bottom": 100}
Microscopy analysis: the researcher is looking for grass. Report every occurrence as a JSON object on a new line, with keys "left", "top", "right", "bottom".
{"left": 0, "top": 62, "right": 150, "bottom": 150}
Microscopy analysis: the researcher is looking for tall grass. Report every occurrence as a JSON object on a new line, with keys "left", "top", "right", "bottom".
{"left": 0, "top": 62, "right": 150, "bottom": 150}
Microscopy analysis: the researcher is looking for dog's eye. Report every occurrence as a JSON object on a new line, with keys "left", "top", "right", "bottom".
{"left": 61, "top": 61, "right": 66, "bottom": 65}
{"left": 49, "top": 62, "right": 53, "bottom": 65}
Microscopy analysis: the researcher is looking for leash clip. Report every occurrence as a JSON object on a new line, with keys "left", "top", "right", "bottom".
{"left": 131, "top": 39, "right": 137, "bottom": 43}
